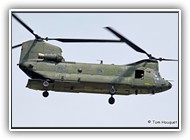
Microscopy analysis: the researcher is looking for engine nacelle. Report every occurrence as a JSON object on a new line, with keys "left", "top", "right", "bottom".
{"left": 38, "top": 53, "right": 64, "bottom": 62}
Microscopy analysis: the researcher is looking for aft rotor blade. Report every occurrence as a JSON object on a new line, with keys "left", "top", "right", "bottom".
{"left": 12, "top": 13, "right": 40, "bottom": 39}
{"left": 105, "top": 27, "right": 151, "bottom": 58}
{"left": 12, "top": 43, "right": 22, "bottom": 49}
{"left": 47, "top": 38, "right": 122, "bottom": 43}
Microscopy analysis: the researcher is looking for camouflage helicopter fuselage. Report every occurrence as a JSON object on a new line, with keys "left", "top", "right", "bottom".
{"left": 18, "top": 40, "right": 172, "bottom": 100}
{"left": 12, "top": 13, "right": 176, "bottom": 105}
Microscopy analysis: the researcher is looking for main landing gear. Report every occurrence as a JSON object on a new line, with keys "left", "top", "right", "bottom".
{"left": 42, "top": 91, "right": 49, "bottom": 97}
{"left": 42, "top": 80, "right": 49, "bottom": 98}
{"left": 108, "top": 86, "right": 116, "bottom": 105}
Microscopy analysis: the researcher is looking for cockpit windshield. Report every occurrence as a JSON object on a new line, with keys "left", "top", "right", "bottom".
{"left": 154, "top": 71, "right": 162, "bottom": 79}
{"left": 154, "top": 71, "right": 162, "bottom": 82}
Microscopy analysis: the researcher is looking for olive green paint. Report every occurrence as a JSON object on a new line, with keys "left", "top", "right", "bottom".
{"left": 19, "top": 40, "right": 172, "bottom": 97}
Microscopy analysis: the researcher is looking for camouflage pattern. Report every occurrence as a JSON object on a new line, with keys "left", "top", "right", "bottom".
{"left": 18, "top": 40, "right": 172, "bottom": 96}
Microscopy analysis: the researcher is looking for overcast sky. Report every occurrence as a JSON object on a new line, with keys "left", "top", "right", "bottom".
{"left": 11, "top": 10, "right": 179, "bottom": 128}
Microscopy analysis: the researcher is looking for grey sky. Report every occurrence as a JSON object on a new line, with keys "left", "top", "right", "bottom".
{"left": 11, "top": 10, "right": 179, "bottom": 128}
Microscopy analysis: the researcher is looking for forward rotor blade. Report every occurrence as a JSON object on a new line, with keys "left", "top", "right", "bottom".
{"left": 105, "top": 27, "right": 151, "bottom": 58}
{"left": 156, "top": 58, "right": 178, "bottom": 61}
{"left": 12, "top": 43, "right": 22, "bottom": 49}
{"left": 47, "top": 38, "right": 122, "bottom": 43}
{"left": 12, "top": 13, "right": 40, "bottom": 39}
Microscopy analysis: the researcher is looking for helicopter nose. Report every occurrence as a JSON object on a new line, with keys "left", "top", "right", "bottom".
{"left": 168, "top": 82, "right": 172, "bottom": 89}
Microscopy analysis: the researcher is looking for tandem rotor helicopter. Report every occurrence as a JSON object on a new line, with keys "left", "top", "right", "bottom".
{"left": 12, "top": 13, "right": 177, "bottom": 104}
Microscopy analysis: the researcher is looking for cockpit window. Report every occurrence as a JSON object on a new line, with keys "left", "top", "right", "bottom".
{"left": 154, "top": 71, "right": 161, "bottom": 78}
{"left": 154, "top": 71, "right": 162, "bottom": 82}
{"left": 135, "top": 70, "right": 144, "bottom": 79}
{"left": 157, "top": 72, "right": 161, "bottom": 78}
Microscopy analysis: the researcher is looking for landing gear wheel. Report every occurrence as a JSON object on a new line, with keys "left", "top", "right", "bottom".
{"left": 43, "top": 81, "right": 49, "bottom": 87}
{"left": 135, "top": 90, "right": 138, "bottom": 95}
{"left": 108, "top": 96, "right": 115, "bottom": 105}
{"left": 42, "top": 91, "right": 49, "bottom": 97}
{"left": 152, "top": 90, "right": 155, "bottom": 95}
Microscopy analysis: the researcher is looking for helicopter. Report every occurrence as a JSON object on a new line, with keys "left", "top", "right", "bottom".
{"left": 12, "top": 13, "right": 177, "bottom": 105}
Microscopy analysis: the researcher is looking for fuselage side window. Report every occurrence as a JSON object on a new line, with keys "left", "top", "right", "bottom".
{"left": 98, "top": 69, "right": 103, "bottom": 75}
